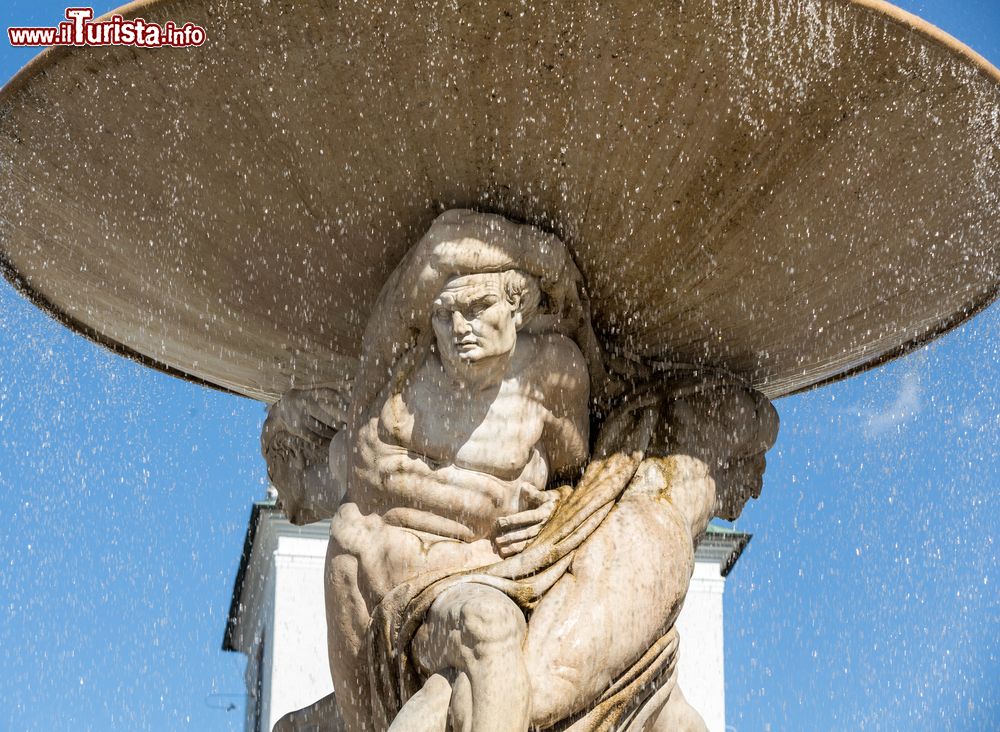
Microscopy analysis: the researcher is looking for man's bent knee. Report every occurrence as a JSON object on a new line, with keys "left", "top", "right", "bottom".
{"left": 417, "top": 584, "right": 526, "bottom": 672}
{"left": 452, "top": 587, "right": 525, "bottom": 649}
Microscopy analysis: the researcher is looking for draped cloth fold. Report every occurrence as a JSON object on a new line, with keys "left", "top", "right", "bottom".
{"left": 366, "top": 397, "right": 681, "bottom": 732}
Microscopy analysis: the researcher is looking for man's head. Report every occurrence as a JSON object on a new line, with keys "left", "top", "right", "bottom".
{"left": 264, "top": 435, "right": 325, "bottom": 525}
{"left": 431, "top": 270, "right": 541, "bottom": 375}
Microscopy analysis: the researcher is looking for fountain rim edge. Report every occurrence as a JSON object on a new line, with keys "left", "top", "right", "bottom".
{"left": 0, "top": 249, "right": 249, "bottom": 399}
{"left": 1, "top": 0, "right": 999, "bottom": 112}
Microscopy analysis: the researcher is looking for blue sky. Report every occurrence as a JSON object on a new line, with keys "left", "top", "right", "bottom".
{"left": 0, "top": 1, "right": 997, "bottom": 730}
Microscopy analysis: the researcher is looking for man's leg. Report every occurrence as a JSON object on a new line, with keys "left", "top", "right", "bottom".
{"left": 522, "top": 477, "right": 698, "bottom": 727}
{"left": 272, "top": 692, "right": 344, "bottom": 732}
{"left": 408, "top": 583, "right": 531, "bottom": 732}
{"left": 386, "top": 674, "right": 452, "bottom": 732}
{"left": 325, "top": 546, "right": 373, "bottom": 731}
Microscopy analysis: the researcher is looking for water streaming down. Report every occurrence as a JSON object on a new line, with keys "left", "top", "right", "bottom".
{"left": 0, "top": 0, "right": 997, "bottom": 729}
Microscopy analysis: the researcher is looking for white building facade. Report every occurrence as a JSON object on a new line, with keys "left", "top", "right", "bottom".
{"left": 223, "top": 501, "right": 750, "bottom": 732}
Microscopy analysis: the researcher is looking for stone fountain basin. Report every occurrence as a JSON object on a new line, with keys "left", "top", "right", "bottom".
{"left": 1, "top": 0, "right": 997, "bottom": 401}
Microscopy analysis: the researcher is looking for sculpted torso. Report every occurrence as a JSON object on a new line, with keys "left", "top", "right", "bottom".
{"left": 333, "top": 325, "right": 589, "bottom": 609}
{"left": 348, "top": 331, "right": 581, "bottom": 543}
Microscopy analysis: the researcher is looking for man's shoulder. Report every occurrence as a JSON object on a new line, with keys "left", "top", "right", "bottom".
{"left": 517, "top": 331, "right": 584, "bottom": 364}
{"left": 516, "top": 333, "right": 589, "bottom": 393}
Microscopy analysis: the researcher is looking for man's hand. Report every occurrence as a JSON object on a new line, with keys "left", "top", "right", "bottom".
{"left": 493, "top": 485, "right": 570, "bottom": 558}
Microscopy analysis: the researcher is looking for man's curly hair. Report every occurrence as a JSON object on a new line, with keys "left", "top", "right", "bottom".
{"left": 500, "top": 269, "right": 542, "bottom": 326}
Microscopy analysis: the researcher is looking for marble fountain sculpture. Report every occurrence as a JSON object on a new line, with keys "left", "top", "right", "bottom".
{"left": 1, "top": 1, "right": 998, "bottom": 731}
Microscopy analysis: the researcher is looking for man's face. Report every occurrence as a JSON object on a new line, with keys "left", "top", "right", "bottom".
{"left": 432, "top": 273, "right": 519, "bottom": 373}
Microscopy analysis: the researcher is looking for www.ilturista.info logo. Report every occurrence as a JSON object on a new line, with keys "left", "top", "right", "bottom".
{"left": 8, "top": 7, "right": 206, "bottom": 48}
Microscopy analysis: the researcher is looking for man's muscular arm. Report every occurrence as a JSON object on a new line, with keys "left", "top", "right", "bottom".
{"left": 494, "top": 334, "right": 590, "bottom": 557}
{"left": 538, "top": 333, "right": 591, "bottom": 478}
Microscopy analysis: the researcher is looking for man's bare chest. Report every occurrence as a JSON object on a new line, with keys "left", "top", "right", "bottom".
{"left": 378, "top": 375, "right": 548, "bottom": 479}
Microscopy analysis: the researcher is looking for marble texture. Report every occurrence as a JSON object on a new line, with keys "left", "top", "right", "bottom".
{"left": 264, "top": 211, "right": 779, "bottom": 732}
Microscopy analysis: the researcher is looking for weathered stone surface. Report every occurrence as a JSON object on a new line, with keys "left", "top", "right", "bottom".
{"left": 2, "top": 0, "right": 998, "bottom": 401}
{"left": 264, "top": 211, "right": 779, "bottom": 731}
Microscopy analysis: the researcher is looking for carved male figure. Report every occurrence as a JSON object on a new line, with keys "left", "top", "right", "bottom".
{"left": 264, "top": 210, "right": 777, "bottom": 732}
{"left": 334, "top": 265, "right": 595, "bottom": 731}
